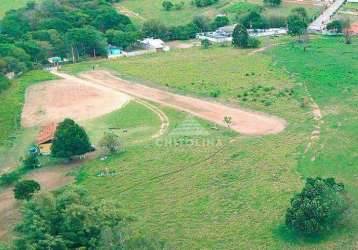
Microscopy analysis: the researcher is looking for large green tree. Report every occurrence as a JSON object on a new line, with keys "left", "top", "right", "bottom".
{"left": 14, "top": 188, "right": 128, "bottom": 249}
{"left": 287, "top": 14, "right": 308, "bottom": 40}
{"left": 286, "top": 177, "right": 350, "bottom": 236}
{"left": 232, "top": 24, "right": 249, "bottom": 48}
{"left": 51, "top": 118, "right": 92, "bottom": 159}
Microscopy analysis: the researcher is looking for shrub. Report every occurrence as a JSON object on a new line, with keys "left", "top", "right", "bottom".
{"left": 286, "top": 177, "right": 350, "bottom": 237}
{"left": 174, "top": 1, "right": 185, "bottom": 10}
{"left": 247, "top": 37, "right": 260, "bottom": 48}
{"left": 13, "top": 180, "right": 41, "bottom": 200}
{"left": 264, "top": 0, "right": 282, "bottom": 7}
{"left": 326, "top": 20, "right": 343, "bottom": 33}
{"left": 0, "top": 171, "right": 21, "bottom": 186}
{"left": 162, "top": 1, "right": 174, "bottom": 11}
{"left": 23, "top": 153, "right": 40, "bottom": 169}
{"left": 201, "top": 39, "right": 211, "bottom": 49}
{"left": 99, "top": 132, "right": 121, "bottom": 155}
{"left": 193, "top": 0, "right": 219, "bottom": 8}
{"left": 210, "top": 89, "right": 221, "bottom": 97}
{"left": 0, "top": 75, "right": 10, "bottom": 93}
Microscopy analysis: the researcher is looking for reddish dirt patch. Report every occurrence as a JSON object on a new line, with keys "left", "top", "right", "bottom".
{"left": 79, "top": 70, "right": 286, "bottom": 136}
{"left": 351, "top": 23, "right": 358, "bottom": 34}
{"left": 21, "top": 77, "right": 131, "bottom": 127}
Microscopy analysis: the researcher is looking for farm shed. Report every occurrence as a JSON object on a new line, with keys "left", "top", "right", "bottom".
{"left": 107, "top": 45, "right": 123, "bottom": 59}
{"left": 139, "top": 38, "right": 170, "bottom": 52}
{"left": 36, "top": 123, "right": 58, "bottom": 155}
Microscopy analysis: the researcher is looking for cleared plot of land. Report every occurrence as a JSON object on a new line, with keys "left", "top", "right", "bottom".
{"left": 21, "top": 76, "right": 131, "bottom": 127}
{"left": 80, "top": 70, "right": 286, "bottom": 135}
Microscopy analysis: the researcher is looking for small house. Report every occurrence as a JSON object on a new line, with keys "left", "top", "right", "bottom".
{"left": 139, "top": 38, "right": 170, "bottom": 52}
{"left": 36, "top": 123, "right": 58, "bottom": 155}
{"left": 107, "top": 45, "right": 123, "bottom": 58}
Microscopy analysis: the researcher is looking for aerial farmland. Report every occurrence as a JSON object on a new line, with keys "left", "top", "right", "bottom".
{"left": 0, "top": 0, "right": 357, "bottom": 249}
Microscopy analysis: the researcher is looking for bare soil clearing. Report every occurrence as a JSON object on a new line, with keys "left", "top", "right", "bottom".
{"left": 79, "top": 70, "right": 286, "bottom": 135}
{"left": 21, "top": 76, "right": 131, "bottom": 127}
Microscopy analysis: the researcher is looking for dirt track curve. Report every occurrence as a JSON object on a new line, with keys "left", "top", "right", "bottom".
{"left": 77, "top": 70, "right": 286, "bottom": 135}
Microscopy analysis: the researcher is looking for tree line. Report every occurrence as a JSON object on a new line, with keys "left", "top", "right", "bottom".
{"left": 0, "top": 0, "right": 136, "bottom": 76}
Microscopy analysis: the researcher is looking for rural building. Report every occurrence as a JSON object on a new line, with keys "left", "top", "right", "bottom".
{"left": 197, "top": 24, "right": 287, "bottom": 43}
{"left": 36, "top": 123, "right": 58, "bottom": 155}
{"left": 107, "top": 45, "right": 123, "bottom": 59}
{"left": 139, "top": 38, "right": 170, "bottom": 52}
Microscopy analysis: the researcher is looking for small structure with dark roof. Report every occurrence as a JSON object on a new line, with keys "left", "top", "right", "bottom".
{"left": 36, "top": 123, "right": 58, "bottom": 155}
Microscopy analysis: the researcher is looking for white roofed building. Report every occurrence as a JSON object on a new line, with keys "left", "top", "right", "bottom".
{"left": 139, "top": 38, "right": 170, "bottom": 52}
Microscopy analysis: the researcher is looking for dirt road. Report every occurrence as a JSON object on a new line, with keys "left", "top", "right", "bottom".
{"left": 78, "top": 70, "right": 286, "bottom": 135}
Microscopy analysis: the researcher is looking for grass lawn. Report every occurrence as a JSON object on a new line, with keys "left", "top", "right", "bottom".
{"left": 0, "top": 71, "right": 57, "bottom": 171}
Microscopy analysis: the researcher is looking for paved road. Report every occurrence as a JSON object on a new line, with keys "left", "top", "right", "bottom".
{"left": 309, "top": 0, "right": 346, "bottom": 32}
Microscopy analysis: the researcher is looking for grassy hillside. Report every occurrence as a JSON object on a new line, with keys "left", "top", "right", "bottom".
{"left": 117, "top": 0, "right": 321, "bottom": 25}
{"left": 63, "top": 44, "right": 318, "bottom": 248}
{"left": 64, "top": 36, "right": 358, "bottom": 248}
{"left": 0, "top": 0, "right": 36, "bottom": 17}
{"left": 270, "top": 37, "right": 358, "bottom": 246}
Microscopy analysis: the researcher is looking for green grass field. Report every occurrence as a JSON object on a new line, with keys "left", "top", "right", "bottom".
{"left": 270, "top": 37, "right": 358, "bottom": 247}
{"left": 118, "top": 0, "right": 321, "bottom": 25}
{"left": 81, "top": 100, "right": 162, "bottom": 147}
{"left": 63, "top": 36, "right": 358, "bottom": 248}
{"left": 0, "top": 71, "right": 57, "bottom": 171}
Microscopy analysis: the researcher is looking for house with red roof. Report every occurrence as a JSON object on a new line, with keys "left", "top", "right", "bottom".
{"left": 36, "top": 123, "right": 58, "bottom": 155}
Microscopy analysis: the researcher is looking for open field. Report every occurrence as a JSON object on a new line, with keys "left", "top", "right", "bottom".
{"left": 61, "top": 36, "right": 358, "bottom": 248}
{"left": 269, "top": 37, "right": 358, "bottom": 245}
{"left": 63, "top": 43, "right": 302, "bottom": 119}
{"left": 117, "top": 0, "right": 321, "bottom": 25}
